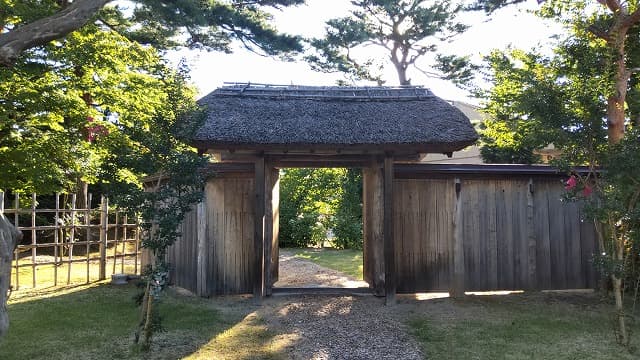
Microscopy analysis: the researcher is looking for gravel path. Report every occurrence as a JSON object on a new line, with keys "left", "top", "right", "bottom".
{"left": 261, "top": 295, "right": 424, "bottom": 359}
{"left": 259, "top": 251, "right": 424, "bottom": 359}
{"left": 273, "top": 250, "right": 368, "bottom": 288}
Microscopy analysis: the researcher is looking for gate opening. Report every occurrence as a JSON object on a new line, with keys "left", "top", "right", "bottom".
{"left": 272, "top": 168, "right": 367, "bottom": 290}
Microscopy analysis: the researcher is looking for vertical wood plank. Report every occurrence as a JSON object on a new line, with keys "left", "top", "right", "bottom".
{"left": 486, "top": 181, "right": 498, "bottom": 290}
{"left": 13, "top": 193, "right": 19, "bottom": 290}
{"left": 580, "top": 212, "right": 597, "bottom": 289}
{"left": 196, "top": 201, "right": 207, "bottom": 296}
{"left": 526, "top": 179, "right": 537, "bottom": 289}
{"left": 548, "top": 185, "right": 566, "bottom": 289}
{"left": 450, "top": 177, "right": 465, "bottom": 298}
{"left": 534, "top": 181, "right": 552, "bottom": 290}
{"left": 86, "top": 194, "right": 92, "bottom": 283}
{"left": 99, "top": 196, "right": 108, "bottom": 281}
{"left": 31, "top": 193, "right": 36, "bottom": 288}
{"left": 54, "top": 193, "right": 59, "bottom": 286}
{"left": 384, "top": 155, "right": 395, "bottom": 304}
{"left": 253, "top": 157, "right": 266, "bottom": 298}
{"left": 566, "top": 201, "right": 582, "bottom": 288}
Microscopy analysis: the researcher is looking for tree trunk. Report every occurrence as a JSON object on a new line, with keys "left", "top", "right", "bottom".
{"left": 0, "top": 0, "right": 112, "bottom": 66}
{"left": 612, "top": 275, "right": 628, "bottom": 344}
{"left": 0, "top": 213, "right": 21, "bottom": 338}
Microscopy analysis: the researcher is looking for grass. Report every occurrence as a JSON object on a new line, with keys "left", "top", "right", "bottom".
{"left": 408, "top": 293, "right": 640, "bottom": 360}
{"left": 1, "top": 283, "right": 288, "bottom": 360}
{"left": 284, "top": 247, "right": 364, "bottom": 280}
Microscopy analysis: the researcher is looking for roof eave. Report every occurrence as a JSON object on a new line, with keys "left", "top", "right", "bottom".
{"left": 191, "top": 138, "right": 478, "bottom": 155}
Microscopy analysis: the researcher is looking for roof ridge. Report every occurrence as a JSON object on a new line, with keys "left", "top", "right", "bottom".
{"left": 216, "top": 82, "right": 434, "bottom": 100}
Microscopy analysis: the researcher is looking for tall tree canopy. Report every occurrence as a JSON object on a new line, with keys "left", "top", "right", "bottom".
{"left": 0, "top": 0, "right": 305, "bottom": 66}
{"left": 479, "top": 0, "right": 640, "bottom": 345}
{"left": 0, "top": 0, "right": 305, "bottom": 343}
{"left": 306, "top": 0, "right": 473, "bottom": 85}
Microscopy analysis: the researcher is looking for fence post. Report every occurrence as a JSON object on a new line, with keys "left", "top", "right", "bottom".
{"left": 99, "top": 196, "right": 108, "bottom": 280}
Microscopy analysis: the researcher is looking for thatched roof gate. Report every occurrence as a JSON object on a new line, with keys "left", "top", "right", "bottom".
{"left": 190, "top": 83, "right": 478, "bottom": 302}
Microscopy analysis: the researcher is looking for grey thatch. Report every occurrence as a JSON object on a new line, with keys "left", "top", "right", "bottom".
{"left": 193, "top": 83, "right": 478, "bottom": 154}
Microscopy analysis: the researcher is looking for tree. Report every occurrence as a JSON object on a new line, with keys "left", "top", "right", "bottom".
{"left": 479, "top": 0, "right": 640, "bottom": 345}
{"left": 279, "top": 168, "right": 363, "bottom": 249}
{"left": 306, "top": 0, "right": 473, "bottom": 85}
{"left": 0, "top": 0, "right": 305, "bottom": 66}
{"left": 279, "top": 168, "right": 344, "bottom": 248}
{"left": 332, "top": 168, "right": 363, "bottom": 249}
{"left": 0, "top": 0, "right": 306, "bottom": 343}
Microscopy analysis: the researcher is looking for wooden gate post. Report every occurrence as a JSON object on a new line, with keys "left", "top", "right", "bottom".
{"left": 99, "top": 196, "right": 108, "bottom": 280}
{"left": 383, "top": 155, "right": 396, "bottom": 305}
{"left": 253, "top": 157, "right": 266, "bottom": 298}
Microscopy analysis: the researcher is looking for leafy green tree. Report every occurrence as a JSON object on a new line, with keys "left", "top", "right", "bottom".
{"left": 0, "top": 0, "right": 306, "bottom": 345}
{"left": 332, "top": 168, "right": 363, "bottom": 249}
{"left": 279, "top": 168, "right": 343, "bottom": 247}
{"left": 479, "top": 0, "right": 640, "bottom": 345}
{"left": 479, "top": 45, "right": 608, "bottom": 164}
{"left": 279, "top": 168, "right": 363, "bottom": 249}
{"left": 0, "top": 0, "right": 305, "bottom": 66}
{"left": 306, "top": 0, "right": 474, "bottom": 85}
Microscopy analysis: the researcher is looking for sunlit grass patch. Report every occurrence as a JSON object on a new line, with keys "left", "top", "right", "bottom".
{"left": 285, "top": 247, "right": 363, "bottom": 280}
{"left": 409, "top": 294, "right": 640, "bottom": 360}
{"left": 0, "top": 283, "right": 284, "bottom": 360}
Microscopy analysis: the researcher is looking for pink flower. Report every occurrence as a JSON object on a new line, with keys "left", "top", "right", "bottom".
{"left": 84, "top": 123, "right": 109, "bottom": 143}
{"left": 565, "top": 175, "right": 577, "bottom": 190}
{"left": 582, "top": 186, "right": 593, "bottom": 197}
{"left": 86, "top": 116, "right": 94, "bottom": 122}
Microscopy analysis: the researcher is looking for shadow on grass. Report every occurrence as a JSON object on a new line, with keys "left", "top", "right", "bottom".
{"left": 0, "top": 283, "right": 294, "bottom": 360}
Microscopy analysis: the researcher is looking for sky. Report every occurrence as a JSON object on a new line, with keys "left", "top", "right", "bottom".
{"left": 165, "top": 0, "right": 561, "bottom": 103}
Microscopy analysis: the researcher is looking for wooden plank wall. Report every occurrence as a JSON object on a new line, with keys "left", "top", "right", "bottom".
{"left": 393, "top": 179, "right": 454, "bottom": 292}
{"left": 166, "top": 206, "right": 199, "bottom": 291}
{"left": 207, "top": 177, "right": 255, "bottom": 295}
{"left": 393, "top": 176, "right": 598, "bottom": 293}
{"left": 166, "top": 176, "right": 255, "bottom": 295}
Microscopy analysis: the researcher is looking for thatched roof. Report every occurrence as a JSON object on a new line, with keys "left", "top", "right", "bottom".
{"left": 193, "top": 84, "right": 478, "bottom": 155}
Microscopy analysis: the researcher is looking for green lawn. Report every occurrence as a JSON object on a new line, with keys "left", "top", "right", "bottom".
{"left": 1, "top": 283, "right": 286, "bottom": 360}
{"left": 284, "top": 247, "right": 363, "bottom": 280}
{"left": 408, "top": 293, "right": 640, "bottom": 360}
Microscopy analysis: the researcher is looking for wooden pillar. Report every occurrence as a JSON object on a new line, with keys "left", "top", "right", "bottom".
{"left": 265, "top": 166, "right": 280, "bottom": 295}
{"left": 263, "top": 164, "right": 279, "bottom": 296}
{"left": 253, "top": 157, "right": 266, "bottom": 298}
{"left": 383, "top": 155, "right": 396, "bottom": 304}
{"left": 363, "top": 163, "right": 384, "bottom": 296}
{"left": 450, "top": 178, "right": 465, "bottom": 298}
{"left": 196, "top": 201, "right": 208, "bottom": 296}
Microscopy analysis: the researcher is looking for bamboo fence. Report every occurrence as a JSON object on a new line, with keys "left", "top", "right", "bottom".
{"left": 0, "top": 191, "right": 141, "bottom": 289}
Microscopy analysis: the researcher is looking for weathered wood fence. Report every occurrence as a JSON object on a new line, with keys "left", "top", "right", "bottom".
{"left": 163, "top": 164, "right": 599, "bottom": 297}
{"left": 391, "top": 165, "right": 598, "bottom": 294}
{"left": 0, "top": 191, "right": 141, "bottom": 289}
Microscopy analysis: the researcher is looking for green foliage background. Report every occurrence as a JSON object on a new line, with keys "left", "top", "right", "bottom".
{"left": 279, "top": 168, "right": 362, "bottom": 249}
